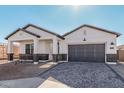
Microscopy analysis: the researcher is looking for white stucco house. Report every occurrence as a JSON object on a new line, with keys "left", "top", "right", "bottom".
{"left": 5, "top": 24, "right": 121, "bottom": 64}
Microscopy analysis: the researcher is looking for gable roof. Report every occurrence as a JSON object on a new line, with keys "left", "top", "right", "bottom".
{"left": 5, "top": 28, "right": 40, "bottom": 40}
{"left": 23, "top": 24, "right": 65, "bottom": 40}
{"left": 63, "top": 24, "right": 121, "bottom": 37}
{"left": 5, "top": 24, "right": 121, "bottom": 40}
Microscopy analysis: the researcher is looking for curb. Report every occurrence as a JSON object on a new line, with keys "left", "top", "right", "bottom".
{"left": 0, "top": 83, "right": 10, "bottom": 88}
{"left": 105, "top": 64, "right": 124, "bottom": 83}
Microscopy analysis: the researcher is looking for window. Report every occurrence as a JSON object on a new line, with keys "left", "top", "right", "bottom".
{"left": 25, "top": 44, "right": 34, "bottom": 54}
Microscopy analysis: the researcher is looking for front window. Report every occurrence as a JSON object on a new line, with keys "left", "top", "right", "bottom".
{"left": 25, "top": 44, "right": 34, "bottom": 54}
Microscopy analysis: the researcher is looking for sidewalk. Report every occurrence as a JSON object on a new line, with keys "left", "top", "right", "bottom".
{"left": 0, "top": 77, "right": 44, "bottom": 88}
{"left": 38, "top": 77, "right": 69, "bottom": 88}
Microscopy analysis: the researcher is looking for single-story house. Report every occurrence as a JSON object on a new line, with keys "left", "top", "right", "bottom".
{"left": 5, "top": 24, "right": 121, "bottom": 64}
{"left": 117, "top": 45, "right": 124, "bottom": 62}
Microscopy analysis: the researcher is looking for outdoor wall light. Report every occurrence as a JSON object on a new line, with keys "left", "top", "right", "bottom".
{"left": 111, "top": 42, "right": 114, "bottom": 45}
{"left": 83, "top": 38, "right": 86, "bottom": 41}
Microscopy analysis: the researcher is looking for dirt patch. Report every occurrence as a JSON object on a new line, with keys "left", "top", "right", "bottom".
{"left": 0, "top": 62, "right": 55, "bottom": 81}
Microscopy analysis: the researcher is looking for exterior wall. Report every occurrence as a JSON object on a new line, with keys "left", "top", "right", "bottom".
{"left": 25, "top": 26, "right": 56, "bottom": 40}
{"left": 8, "top": 30, "right": 36, "bottom": 41}
{"left": 38, "top": 40, "right": 53, "bottom": 54}
{"left": 19, "top": 40, "right": 53, "bottom": 61}
{"left": 8, "top": 26, "right": 60, "bottom": 62}
{"left": 19, "top": 41, "right": 33, "bottom": 54}
{"left": 19, "top": 40, "right": 52, "bottom": 54}
{"left": 60, "top": 27, "right": 117, "bottom": 62}
{"left": 7, "top": 25, "right": 118, "bottom": 62}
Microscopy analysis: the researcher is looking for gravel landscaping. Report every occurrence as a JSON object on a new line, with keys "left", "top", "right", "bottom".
{"left": 39, "top": 62, "right": 124, "bottom": 88}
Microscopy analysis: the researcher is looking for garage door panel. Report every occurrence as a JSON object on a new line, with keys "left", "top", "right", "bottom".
{"left": 68, "top": 44, "right": 105, "bottom": 62}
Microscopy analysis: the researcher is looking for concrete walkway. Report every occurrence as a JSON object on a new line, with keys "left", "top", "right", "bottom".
{"left": 0, "top": 76, "right": 69, "bottom": 88}
{"left": 38, "top": 77, "right": 69, "bottom": 88}
{"left": 0, "top": 77, "right": 44, "bottom": 88}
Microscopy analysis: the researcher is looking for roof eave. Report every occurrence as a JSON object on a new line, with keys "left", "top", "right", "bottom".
{"left": 23, "top": 24, "right": 65, "bottom": 40}
{"left": 63, "top": 24, "right": 121, "bottom": 37}
{"left": 5, "top": 28, "right": 21, "bottom": 40}
{"left": 5, "top": 28, "right": 41, "bottom": 40}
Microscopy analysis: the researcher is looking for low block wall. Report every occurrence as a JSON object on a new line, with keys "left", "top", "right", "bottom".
{"left": 117, "top": 50, "right": 124, "bottom": 62}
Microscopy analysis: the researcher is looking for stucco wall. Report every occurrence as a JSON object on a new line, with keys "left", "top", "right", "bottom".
{"left": 59, "top": 26, "right": 117, "bottom": 54}
{"left": 19, "top": 41, "right": 32, "bottom": 54}
{"left": 19, "top": 40, "right": 52, "bottom": 54}
{"left": 38, "top": 40, "right": 52, "bottom": 54}
{"left": 25, "top": 26, "right": 56, "bottom": 40}
{"left": 8, "top": 30, "right": 36, "bottom": 41}
{"left": 8, "top": 25, "right": 117, "bottom": 56}
{"left": 8, "top": 26, "right": 57, "bottom": 55}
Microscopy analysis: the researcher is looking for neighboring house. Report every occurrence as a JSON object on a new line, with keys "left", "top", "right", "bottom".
{"left": 0, "top": 43, "right": 19, "bottom": 60}
{"left": 5, "top": 24, "right": 121, "bottom": 64}
{"left": 117, "top": 45, "right": 124, "bottom": 62}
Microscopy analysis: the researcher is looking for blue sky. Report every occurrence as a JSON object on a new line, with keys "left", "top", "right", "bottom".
{"left": 0, "top": 5, "right": 124, "bottom": 45}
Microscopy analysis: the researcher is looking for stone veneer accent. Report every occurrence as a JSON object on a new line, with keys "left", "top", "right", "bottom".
{"left": 106, "top": 54, "right": 117, "bottom": 62}
{"left": 33, "top": 54, "right": 39, "bottom": 62}
{"left": 19, "top": 54, "right": 33, "bottom": 60}
{"left": 7, "top": 53, "right": 13, "bottom": 61}
{"left": 19, "top": 54, "right": 49, "bottom": 61}
{"left": 38, "top": 54, "right": 49, "bottom": 60}
{"left": 52, "top": 54, "right": 67, "bottom": 62}
{"left": 58, "top": 54, "right": 67, "bottom": 61}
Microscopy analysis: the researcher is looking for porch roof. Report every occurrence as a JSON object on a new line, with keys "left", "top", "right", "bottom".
{"left": 23, "top": 24, "right": 65, "bottom": 40}
{"left": 5, "top": 28, "right": 41, "bottom": 40}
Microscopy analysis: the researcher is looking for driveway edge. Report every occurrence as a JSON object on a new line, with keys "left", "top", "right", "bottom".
{"left": 37, "top": 62, "right": 64, "bottom": 77}
{"left": 105, "top": 64, "right": 124, "bottom": 83}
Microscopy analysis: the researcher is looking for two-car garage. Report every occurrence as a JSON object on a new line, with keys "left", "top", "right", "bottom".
{"left": 62, "top": 24, "right": 120, "bottom": 63}
{"left": 68, "top": 44, "right": 105, "bottom": 62}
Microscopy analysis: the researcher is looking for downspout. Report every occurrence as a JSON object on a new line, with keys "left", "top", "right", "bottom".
{"left": 57, "top": 41, "right": 60, "bottom": 61}
{"left": 57, "top": 41, "right": 59, "bottom": 54}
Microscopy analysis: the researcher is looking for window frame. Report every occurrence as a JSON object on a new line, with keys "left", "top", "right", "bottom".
{"left": 25, "top": 43, "right": 34, "bottom": 54}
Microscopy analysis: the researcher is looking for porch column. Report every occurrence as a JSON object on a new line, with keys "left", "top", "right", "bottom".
{"left": 33, "top": 38, "right": 39, "bottom": 64}
{"left": 52, "top": 37, "right": 58, "bottom": 62}
{"left": 7, "top": 41, "right": 13, "bottom": 63}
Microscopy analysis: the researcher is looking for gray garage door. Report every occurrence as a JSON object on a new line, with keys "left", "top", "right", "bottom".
{"left": 68, "top": 44, "right": 105, "bottom": 62}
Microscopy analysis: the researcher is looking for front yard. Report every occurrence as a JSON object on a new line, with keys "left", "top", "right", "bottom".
{"left": 0, "top": 62, "right": 55, "bottom": 81}
{"left": 1, "top": 62, "right": 124, "bottom": 88}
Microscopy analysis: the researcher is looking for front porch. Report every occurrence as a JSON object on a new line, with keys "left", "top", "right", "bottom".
{"left": 7, "top": 38, "right": 67, "bottom": 64}
{"left": 5, "top": 27, "right": 67, "bottom": 64}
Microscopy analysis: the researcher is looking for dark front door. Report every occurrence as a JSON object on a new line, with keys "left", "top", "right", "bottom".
{"left": 68, "top": 44, "right": 105, "bottom": 62}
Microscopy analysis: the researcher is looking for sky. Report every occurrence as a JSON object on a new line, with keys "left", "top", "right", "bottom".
{"left": 0, "top": 5, "right": 124, "bottom": 45}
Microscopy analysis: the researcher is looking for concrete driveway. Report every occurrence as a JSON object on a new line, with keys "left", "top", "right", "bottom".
{"left": 39, "top": 62, "right": 124, "bottom": 88}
